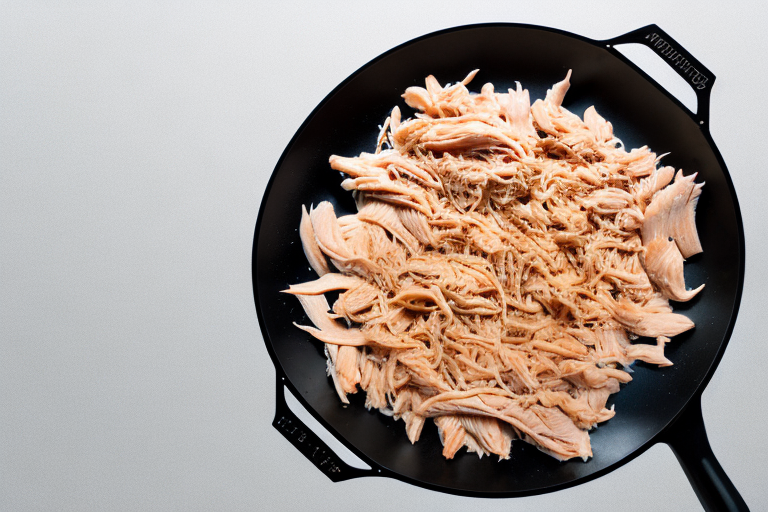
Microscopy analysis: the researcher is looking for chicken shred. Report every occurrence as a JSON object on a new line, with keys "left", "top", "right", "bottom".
{"left": 287, "top": 71, "right": 704, "bottom": 462}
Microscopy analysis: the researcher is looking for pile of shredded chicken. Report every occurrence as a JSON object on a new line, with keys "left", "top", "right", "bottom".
{"left": 285, "top": 70, "right": 704, "bottom": 462}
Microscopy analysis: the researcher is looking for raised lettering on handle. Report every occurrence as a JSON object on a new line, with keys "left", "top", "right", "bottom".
{"left": 605, "top": 24, "right": 715, "bottom": 124}
{"left": 272, "top": 379, "right": 375, "bottom": 482}
{"left": 644, "top": 32, "right": 710, "bottom": 91}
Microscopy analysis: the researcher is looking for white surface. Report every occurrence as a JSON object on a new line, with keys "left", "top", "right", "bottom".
{"left": 2, "top": 1, "right": 767, "bottom": 511}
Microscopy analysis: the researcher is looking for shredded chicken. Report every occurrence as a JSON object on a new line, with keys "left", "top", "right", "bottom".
{"left": 285, "top": 70, "right": 704, "bottom": 462}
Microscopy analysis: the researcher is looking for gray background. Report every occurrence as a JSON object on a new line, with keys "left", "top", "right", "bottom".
{"left": 2, "top": 1, "right": 766, "bottom": 510}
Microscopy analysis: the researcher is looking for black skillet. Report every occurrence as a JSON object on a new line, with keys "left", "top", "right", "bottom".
{"left": 252, "top": 23, "right": 747, "bottom": 511}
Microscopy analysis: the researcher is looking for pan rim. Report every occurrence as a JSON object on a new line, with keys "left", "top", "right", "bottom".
{"left": 251, "top": 21, "right": 746, "bottom": 497}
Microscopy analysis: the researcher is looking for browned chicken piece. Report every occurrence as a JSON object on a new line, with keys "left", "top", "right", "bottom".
{"left": 391, "top": 388, "right": 426, "bottom": 443}
{"left": 434, "top": 416, "right": 468, "bottom": 459}
{"left": 403, "top": 412, "right": 426, "bottom": 444}
{"left": 500, "top": 82, "right": 538, "bottom": 143}
{"left": 330, "top": 150, "right": 442, "bottom": 190}
{"left": 332, "top": 284, "right": 381, "bottom": 321}
{"left": 604, "top": 295, "right": 695, "bottom": 337}
{"left": 397, "top": 207, "right": 436, "bottom": 246}
{"left": 534, "top": 389, "right": 616, "bottom": 429}
{"left": 322, "top": 344, "right": 347, "bottom": 403}
{"left": 593, "top": 327, "right": 632, "bottom": 367}
{"left": 560, "top": 360, "right": 632, "bottom": 388}
{"left": 421, "top": 391, "right": 592, "bottom": 461}
{"left": 582, "top": 187, "right": 636, "bottom": 213}
{"left": 402, "top": 69, "right": 480, "bottom": 119}
{"left": 626, "top": 336, "right": 673, "bottom": 367}
{"left": 359, "top": 354, "right": 389, "bottom": 410}
{"left": 308, "top": 202, "right": 353, "bottom": 261}
{"left": 584, "top": 386, "right": 617, "bottom": 415}
{"left": 548, "top": 69, "right": 572, "bottom": 108}
{"left": 434, "top": 415, "right": 514, "bottom": 460}
{"left": 583, "top": 106, "right": 614, "bottom": 142}
{"left": 310, "top": 201, "right": 387, "bottom": 280}
{"left": 632, "top": 165, "right": 675, "bottom": 207}
{"left": 357, "top": 200, "right": 422, "bottom": 254}
{"left": 299, "top": 205, "right": 330, "bottom": 276}
{"left": 459, "top": 416, "right": 514, "bottom": 459}
{"left": 287, "top": 70, "right": 704, "bottom": 463}
{"left": 531, "top": 99, "right": 557, "bottom": 136}
{"left": 642, "top": 170, "right": 704, "bottom": 257}
{"left": 283, "top": 272, "right": 368, "bottom": 295}
{"left": 335, "top": 346, "right": 362, "bottom": 395}
{"left": 392, "top": 117, "right": 528, "bottom": 158}
{"left": 644, "top": 237, "right": 705, "bottom": 301}
{"left": 293, "top": 294, "right": 368, "bottom": 347}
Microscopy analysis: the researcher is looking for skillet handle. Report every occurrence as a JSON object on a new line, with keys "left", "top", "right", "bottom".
{"left": 662, "top": 396, "right": 749, "bottom": 511}
{"left": 272, "top": 377, "right": 377, "bottom": 482}
{"left": 604, "top": 24, "right": 715, "bottom": 125}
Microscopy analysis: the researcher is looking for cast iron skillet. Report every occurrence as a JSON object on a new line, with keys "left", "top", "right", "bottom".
{"left": 252, "top": 23, "right": 747, "bottom": 511}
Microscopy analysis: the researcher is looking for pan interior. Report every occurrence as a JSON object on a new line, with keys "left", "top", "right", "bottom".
{"left": 255, "top": 25, "right": 741, "bottom": 495}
